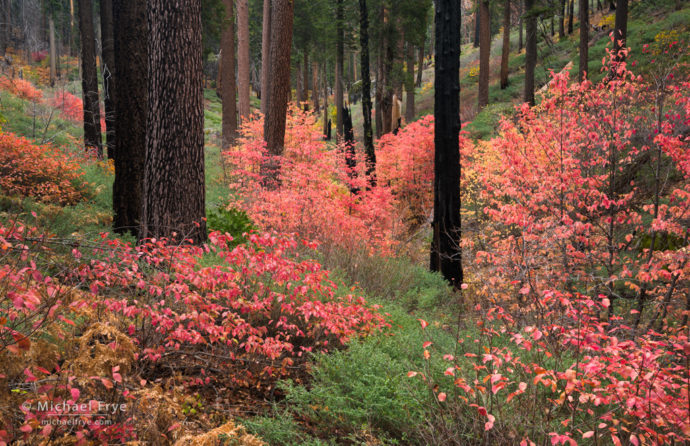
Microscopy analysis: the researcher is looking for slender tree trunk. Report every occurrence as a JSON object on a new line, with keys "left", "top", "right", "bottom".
{"left": 359, "top": 0, "right": 375, "bottom": 185}
{"left": 500, "top": 0, "right": 511, "bottom": 89}
{"left": 519, "top": 1, "right": 524, "bottom": 51}
{"left": 524, "top": 0, "right": 537, "bottom": 106}
{"left": 322, "top": 63, "right": 329, "bottom": 138}
{"left": 335, "top": 0, "right": 344, "bottom": 138}
{"left": 296, "top": 59, "right": 303, "bottom": 103}
{"left": 77, "top": 0, "right": 103, "bottom": 158}
{"left": 431, "top": 0, "right": 463, "bottom": 286}
{"left": 312, "top": 62, "right": 320, "bottom": 111}
{"left": 478, "top": 0, "right": 490, "bottom": 109}
{"left": 473, "top": 6, "right": 480, "bottom": 48}
{"left": 49, "top": 17, "right": 57, "bottom": 86}
{"left": 375, "top": 53, "right": 383, "bottom": 138}
{"left": 70, "top": 0, "right": 76, "bottom": 56}
{"left": 550, "top": 1, "right": 555, "bottom": 36}
{"left": 404, "top": 41, "right": 415, "bottom": 123}
{"left": 260, "top": 0, "right": 271, "bottom": 116}
{"left": 142, "top": 0, "right": 206, "bottom": 244}
{"left": 100, "top": 0, "right": 116, "bottom": 159}
{"left": 579, "top": 0, "right": 588, "bottom": 82}
{"left": 262, "top": 0, "right": 293, "bottom": 177}
{"left": 568, "top": 0, "right": 574, "bottom": 34}
{"left": 238, "top": 0, "right": 250, "bottom": 121}
{"left": 416, "top": 44, "right": 424, "bottom": 87}
{"left": 302, "top": 51, "right": 309, "bottom": 110}
{"left": 559, "top": 0, "right": 566, "bottom": 38}
{"left": 612, "top": 0, "right": 628, "bottom": 68}
{"left": 221, "top": 0, "right": 237, "bottom": 147}
{"left": 112, "top": 0, "right": 146, "bottom": 237}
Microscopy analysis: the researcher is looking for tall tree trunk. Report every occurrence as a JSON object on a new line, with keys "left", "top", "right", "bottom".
{"left": 375, "top": 53, "right": 383, "bottom": 138}
{"left": 524, "top": 0, "right": 537, "bottom": 106}
{"left": 312, "top": 61, "right": 320, "bottom": 111}
{"left": 296, "top": 59, "right": 303, "bottom": 103}
{"left": 112, "top": 0, "right": 146, "bottom": 237}
{"left": 559, "top": 0, "right": 565, "bottom": 38}
{"left": 359, "top": 0, "right": 375, "bottom": 184}
{"left": 473, "top": 7, "right": 480, "bottom": 48}
{"left": 238, "top": 0, "right": 250, "bottom": 121}
{"left": 260, "top": 0, "right": 271, "bottom": 116}
{"left": 142, "top": 0, "right": 206, "bottom": 244}
{"left": 431, "top": 0, "right": 462, "bottom": 287}
{"left": 567, "top": 0, "right": 574, "bottom": 34}
{"left": 262, "top": 0, "right": 293, "bottom": 180}
{"left": 416, "top": 44, "right": 424, "bottom": 87}
{"left": 221, "top": 0, "right": 237, "bottom": 146}
{"left": 478, "top": 0, "right": 490, "bottom": 110}
{"left": 612, "top": 0, "right": 628, "bottom": 68}
{"left": 100, "top": 0, "right": 116, "bottom": 159}
{"left": 335, "top": 0, "right": 344, "bottom": 138}
{"left": 500, "top": 0, "right": 511, "bottom": 89}
{"left": 323, "top": 63, "right": 329, "bottom": 138}
{"left": 49, "top": 17, "right": 56, "bottom": 86}
{"left": 519, "top": 1, "right": 524, "bottom": 51}
{"left": 579, "top": 0, "right": 588, "bottom": 82}
{"left": 0, "top": 0, "right": 8, "bottom": 57}
{"left": 404, "top": 41, "right": 415, "bottom": 124}
{"left": 302, "top": 51, "right": 309, "bottom": 110}
{"left": 77, "top": 0, "right": 103, "bottom": 158}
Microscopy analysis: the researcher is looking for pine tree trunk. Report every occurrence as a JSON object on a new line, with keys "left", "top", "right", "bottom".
{"left": 568, "top": 0, "right": 574, "bottom": 34}
{"left": 500, "top": 0, "right": 511, "bottom": 89}
{"left": 312, "top": 61, "right": 320, "bottom": 111}
{"left": 478, "top": 0, "right": 490, "bottom": 109}
{"left": 260, "top": 0, "right": 271, "bottom": 116}
{"left": 100, "top": 0, "right": 116, "bottom": 159}
{"left": 0, "top": 0, "right": 8, "bottom": 57}
{"left": 262, "top": 0, "right": 293, "bottom": 177}
{"left": 559, "top": 0, "right": 565, "bottom": 38}
{"left": 112, "top": 0, "right": 146, "bottom": 237}
{"left": 238, "top": 0, "right": 250, "bottom": 121}
{"left": 519, "top": 1, "right": 524, "bottom": 51}
{"left": 579, "top": 0, "right": 588, "bottom": 82}
{"left": 359, "top": 0, "right": 375, "bottom": 184}
{"left": 77, "top": 0, "right": 103, "bottom": 158}
{"left": 221, "top": 0, "right": 237, "bottom": 147}
{"left": 296, "top": 59, "right": 303, "bottom": 103}
{"left": 323, "top": 63, "right": 329, "bottom": 137}
{"left": 302, "top": 52, "right": 309, "bottom": 110}
{"left": 49, "top": 17, "right": 57, "bottom": 86}
{"left": 142, "top": 0, "right": 206, "bottom": 244}
{"left": 375, "top": 53, "right": 383, "bottom": 138}
{"left": 431, "top": 0, "right": 463, "bottom": 286}
{"left": 416, "top": 44, "right": 424, "bottom": 87}
{"left": 335, "top": 0, "right": 344, "bottom": 138}
{"left": 404, "top": 41, "right": 415, "bottom": 124}
{"left": 612, "top": 0, "right": 628, "bottom": 66}
{"left": 524, "top": 0, "right": 537, "bottom": 106}
{"left": 473, "top": 7, "right": 480, "bottom": 48}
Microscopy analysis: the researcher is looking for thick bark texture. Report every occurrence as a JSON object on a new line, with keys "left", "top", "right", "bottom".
{"left": 359, "top": 0, "right": 375, "bottom": 184}
{"left": 500, "top": 0, "right": 511, "bottom": 89}
{"left": 238, "top": 0, "right": 250, "bottom": 121}
{"left": 524, "top": 0, "right": 537, "bottom": 106}
{"left": 335, "top": 0, "right": 344, "bottom": 138}
{"left": 478, "top": 0, "right": 490, "bottom": 109}
{"left": 100, "top": 0, "right": 116, "bottom": 159}
{"left": 260, "top": 0, "right": 271, "bottom": 116}
{"left": 263, "top": 0, "right": 293, "bottom": 161}
{"left": 142, "top": 0, "right": 206, "bottom": 244}
{"left": 579, "top": 0, "right": 588, "bottom": 82}
{"left": 112, "top": 0, "right": 147, "bottom": 237}
{"left": 77, "top": 0, "right": 103, "bottom": 158}
{"left": 431, "top": 0, "right": 463, "bottom": 286}
{"left": 221, "top": 0, "right": 237, "bottom": 147}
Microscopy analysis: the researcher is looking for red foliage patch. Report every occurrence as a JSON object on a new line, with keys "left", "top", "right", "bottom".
{"left": 0, "top": 77, "right": 42, "bottom": 102}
